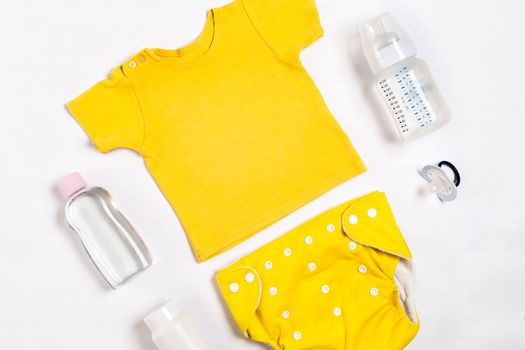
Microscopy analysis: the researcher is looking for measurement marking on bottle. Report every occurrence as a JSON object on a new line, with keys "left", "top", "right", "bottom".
{"left": 379, "top": 66, "right": 435, "bottom": 133}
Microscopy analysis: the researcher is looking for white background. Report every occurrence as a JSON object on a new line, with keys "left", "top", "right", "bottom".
{"left": 1, "top": 0, "right": 524, "bottom": 349}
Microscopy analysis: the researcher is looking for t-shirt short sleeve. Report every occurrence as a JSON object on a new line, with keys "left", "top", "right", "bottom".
{"left": 66, "top": 65, "right": 145, "bottom": 153}
{"left": 241, "top": 0, "right": 324, "bottom": 64}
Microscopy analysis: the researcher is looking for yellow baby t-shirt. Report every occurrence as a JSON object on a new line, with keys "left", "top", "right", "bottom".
{"left": 66, "top": 0, "right": 366, "bottom": 261}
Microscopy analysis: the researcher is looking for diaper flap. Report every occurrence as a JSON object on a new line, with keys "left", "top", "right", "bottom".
{"left": 215, "top": 265, "right": 262, "bottom": 335}
{"left": 342, "top": 191, "right": 412, "bottom": 260}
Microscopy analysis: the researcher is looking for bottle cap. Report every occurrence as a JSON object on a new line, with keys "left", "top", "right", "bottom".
{"left": 143, "top": 299, "right": 182, "bottom": 333}
{"left": 359, "top": 13, "right": 417, "bottom": 74}
{"left": 57, "top": 172, "right": 87, "bottom": 198}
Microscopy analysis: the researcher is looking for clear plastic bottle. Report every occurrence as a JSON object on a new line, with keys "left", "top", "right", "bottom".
{"left": 143, "top": 299, "right": 212, "bottom": 350}
{"left": 359, "top": 13, "right": 451, "bottom": 140}
{"left": 57, "top": 172, "right": 153, "bottom": 289}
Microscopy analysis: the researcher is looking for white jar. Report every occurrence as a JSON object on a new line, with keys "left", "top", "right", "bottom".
{"left": 143, "top": 299, "right": 212, "bottom": 350}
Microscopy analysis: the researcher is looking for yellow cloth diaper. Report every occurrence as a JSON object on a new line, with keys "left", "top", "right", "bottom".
{"left": 216, "top": 191, "right": 420, "bottom": 349}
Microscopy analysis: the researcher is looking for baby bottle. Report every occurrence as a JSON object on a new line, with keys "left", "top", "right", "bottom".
{"left": 143, "top": 299, "right": 212, "bottom": 350}
{"left": 359, "top": 13, "right": 451, "bottom": 140}
{"left": 57, "top": 172, "right": 153, "bottom": 289}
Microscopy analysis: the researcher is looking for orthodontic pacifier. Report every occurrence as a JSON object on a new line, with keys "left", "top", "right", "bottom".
{"left": 419, "top": 161, "right": 460, "bottom": 202}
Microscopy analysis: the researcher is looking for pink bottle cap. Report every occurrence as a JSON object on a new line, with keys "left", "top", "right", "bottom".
{"left": 57, "top": 172, "right": 87, "bottom": 198}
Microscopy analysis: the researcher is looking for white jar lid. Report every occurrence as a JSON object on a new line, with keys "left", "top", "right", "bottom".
{"left": 143, "top": 299, "right": 182, "bottom": 333}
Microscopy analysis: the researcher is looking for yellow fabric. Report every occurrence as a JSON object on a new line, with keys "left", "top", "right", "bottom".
{"left": 342, "top": 192, "right": 413, "bottom": 260}
{"left": 66, "top": 0, "right": 366, "bottom": 262}
{"left": 216, "top": 191, "right": 419, "bottom": 349}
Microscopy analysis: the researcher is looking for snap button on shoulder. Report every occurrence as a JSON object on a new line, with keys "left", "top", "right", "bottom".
{"left": 367, "top": 208, "right": 377, "bottom": 218}
{"left": 264, "top": 261, "right": 273, "bottom": 270}
{"left": 370, "top": 287, "right": 379, "bottom": 296}
{"left": 349, "top": 214, "right": 358, "bottom": 224}
{"left": 348, "top": 241, "right": 357, "bottom": 250}
{"left": 269, "top": 287, "right": 278, "bottom": 295}
{"left": 128, "top": 60, "right": 137, "bottom": 68}
{"left": 283, "top": 248, "right": 292, "bottom": 256}
{"left": 326, "top": 224, "right": 335, "bottom": 232}
{"left": 304, "top": 236, "right": 313, "bottom": 244}
{"left": 229, "top": 283, "right": 239, "bottom": 293}
{"left": 293, "top": 331, "right": 302, "bottom": 340}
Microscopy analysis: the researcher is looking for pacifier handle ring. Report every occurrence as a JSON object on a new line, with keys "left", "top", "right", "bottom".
{"left": 438, "top": 161, "right": 460, "bottom": 187}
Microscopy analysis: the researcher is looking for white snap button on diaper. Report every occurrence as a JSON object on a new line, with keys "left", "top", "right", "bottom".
{"left": 358, "top": 265, "right": 367, "bottom": 273}
{"left": 308, "top": 262, "right": 317, "bottom": 271}
{"left": 283, "top": 248, "right": 292, "bottom": 256}
{"left": 128, "top": 60, "right": 137, "bottom": 68}
{"left": 245, "top": 273, "right": 255, "bottom": 283}
{"left": 326, "top": 224, "right": 335, "bottom": 232}
{"left": 293, "top": 331, "right": 302, "bottom": 340}
{"left": 304, "top": 236, "right": 313, "bottom": 244}
{"left": 348, "top": 241, "right": 357, "bottom": 250}
{"left": 281, "top": 310, "right": 290, "bottom": 319}
{"left": 349, "top": 214, "right": 358, "bottom": 224}
{"left": 321, "top": 285, "right": 330, "bottom": 294}
{"left": 264, "top": 261, "right": 273, "bottom": 270}
{"left": 333, "top": 307, "right": 342, "bottom": 317}
{"left": 229, "top": 283, "right": 239, "bottom": 293}
{"left": 370, "top": 287, "right": 379, "bottom": 296}
{"left": 269, "top": 287, "right": 278, "bottom": 295}
{"left": 367, "top": 208, "right": 377, "bottom": 218}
